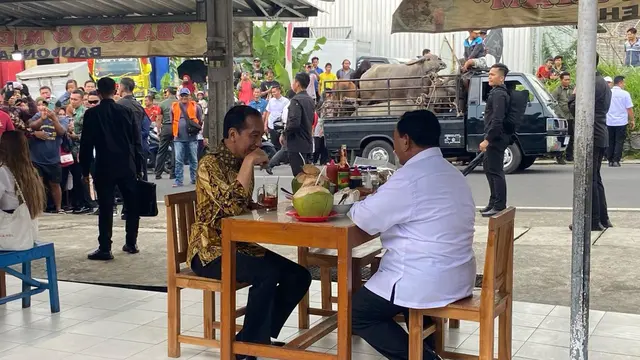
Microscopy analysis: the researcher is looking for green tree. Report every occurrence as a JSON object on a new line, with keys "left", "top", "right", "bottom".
{"left": 244, "top": 22, "right": 326, "bottom": 91}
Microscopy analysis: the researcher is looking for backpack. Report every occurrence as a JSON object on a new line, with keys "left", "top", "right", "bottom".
{"left": 504, "top": 89, "right": 528, "bottom": 135}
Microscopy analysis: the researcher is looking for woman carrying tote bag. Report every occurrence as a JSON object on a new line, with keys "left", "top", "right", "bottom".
{"left": 0, "top": 131, "right": 46, "bottom": 251}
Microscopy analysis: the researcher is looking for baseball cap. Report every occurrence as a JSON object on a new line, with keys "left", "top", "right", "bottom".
{"left": 604, "top": 76, "right": 613, "bottom": 82}
{"left": 35, "top": 96, "right": 49, "bottom": 104}
{"left": 179, "top": 88, "right": 191, "bottom": 96}
{"left": 253, "top": 57, "right": 261, "bottom": 62}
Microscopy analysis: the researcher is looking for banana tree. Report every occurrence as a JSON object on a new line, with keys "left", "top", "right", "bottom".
{"left": 243, "top": 22, "right": 326, "bottom": 92}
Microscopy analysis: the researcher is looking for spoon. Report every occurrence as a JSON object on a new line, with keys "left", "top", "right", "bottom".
{"left": 281, "top": 188, "right": 293, "bottom": 196}
{"left": 338, "top": 193, "right": 349, "bottom": 205}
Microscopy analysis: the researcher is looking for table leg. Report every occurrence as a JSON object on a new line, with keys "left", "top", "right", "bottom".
{"left": 337, "top": 240, "right": 353, "bottom": 360}
{"left": 297, "top": 247, "right": 310, "bottom": 329}
{"left": 221, "top": 226, "right": 237, "bottom": 360}
{"left": 0, "top": 270, "right": 6, "bottom": 299}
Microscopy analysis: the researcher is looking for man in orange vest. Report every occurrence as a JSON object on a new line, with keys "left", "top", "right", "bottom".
{"left": 172, "top": 88, "right": 203, "bottom": 187}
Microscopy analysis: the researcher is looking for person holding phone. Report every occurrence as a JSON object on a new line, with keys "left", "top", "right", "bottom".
{"left": 28, "top": 98, "right": 69, "bottom": 214}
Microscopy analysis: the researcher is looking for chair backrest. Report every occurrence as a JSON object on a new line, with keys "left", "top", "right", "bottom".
{"left": 481, "top": 207, "right": 516, "bottom": 298}
{"left": 165, "top": 191, "right": 197, "bottom": 275}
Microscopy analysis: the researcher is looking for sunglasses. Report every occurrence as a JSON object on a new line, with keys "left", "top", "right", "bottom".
{"left": 180, "top": 94, "right": 189, "bottom": 98}
{"left": 88, "top": 100, "right": 99, "bottom": 104}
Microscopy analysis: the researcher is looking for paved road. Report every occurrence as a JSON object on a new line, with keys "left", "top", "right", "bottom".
{"left": 154, "top": 163, "right": 640, "bottom": 209}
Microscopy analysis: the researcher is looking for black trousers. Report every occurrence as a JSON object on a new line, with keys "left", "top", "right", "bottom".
{"left": 483, "top": 144, "right": 507, "bottom": 210}
{"left": 312, "top": 137, "right": 329, "bottom": 165}
{"left": 606, "top": 125, "right": 627, "bottom": 163}
{"left": 288, "top": 152, "right": 310, "bottom": 176}
{"left": 191, "top": 251, "right": 311, "bottom": 345}
{"left": 156, "top": 129, "right": 175, "bottom": 178}
{"left": 61, "top": 161, "right": 93, "bottom": 210}
{"left": 352, "top": 287, "right": 440, "bottom": 360}
{"left": 94, "top": 175, "right": 140, "bottom": 252}
{"left": 566, "top": 120, "right": 575, "bottom": 160}
{"left": 269, "top": 128, "right": 282, "bottom": 151}
{"left": 592, "top": 146, "right": 610, "bottom": 226}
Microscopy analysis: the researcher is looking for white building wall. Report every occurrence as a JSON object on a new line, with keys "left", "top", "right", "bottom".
{"left": 299, "top": 0, "right": 536, "bottom": 73}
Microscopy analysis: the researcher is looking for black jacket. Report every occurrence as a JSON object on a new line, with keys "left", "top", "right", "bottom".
{"left": 285, "top": 91, "right": 315, "bottom": 154}
{"left": 568, "top": 73, "right": 612, "bottom": 148}
{"left": 79, "top": 99, "right": 143, "bottom": 179}
{"left": 484, "top": 84, "right": 509, "bottom": 144}
{"left": 118, "top": 95, "right": 151, "bottom": 153}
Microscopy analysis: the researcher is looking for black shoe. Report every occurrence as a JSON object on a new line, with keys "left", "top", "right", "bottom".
{"left": 556, "top": 157, "right": 566, "bottom": 165}
{"left": 481, "top": 208, "right": 504, "bottom": 217}
{"left": 608, "top": 162, "right": 614, "bottom": 167}
{"left": 613, "top": 162, "right": 621, "bottom": 167}
{"left": 155, "top": 174, "right": 162, "bottom": 180}
{"left": 569, "top": 223, "right": 606, "bottom": 231}
{"left": 88, "top": 249, "right": 114, "bottom": 261}
{"left": 122, "top": 244, "right": 139, "bottom": 254}
{"left": 603, "top": 220, "right": 614, "bottom": 228}
{"left": 271, "top": 340, "right": 286, "bottom": 347}
{"left": 91, "top": 208, "right": 100, "bottom": 216}
{"left": 72, "top": 206, "right": 93, "bottom": 215}
{"left": 479, "top": 205, "right": 494, "bottom": 213}
{"left": 121, "top": 214, "right": 127, "bottom": 221}
{"left": 169, "top": 175, "right": 176, "bottom": 180}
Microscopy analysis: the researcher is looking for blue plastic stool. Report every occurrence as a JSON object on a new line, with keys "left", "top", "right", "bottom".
{"left": 0, "top": 242, "right": 60, "bottom": 313}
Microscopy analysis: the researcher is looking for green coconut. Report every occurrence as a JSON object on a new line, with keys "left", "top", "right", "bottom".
{"left": 292, "top": 185, "right": 334, "bottom": 217}
{"left": 292, "top": 165, "right": 330, "bottom": 194}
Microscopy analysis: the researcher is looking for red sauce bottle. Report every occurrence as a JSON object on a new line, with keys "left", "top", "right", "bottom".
{"left": 326, "top": 159, "right": 338, "bottom": 185}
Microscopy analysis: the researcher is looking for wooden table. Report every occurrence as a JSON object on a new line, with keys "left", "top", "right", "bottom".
{"left": 220, "top": 206, "right": 377, "bottom": 360}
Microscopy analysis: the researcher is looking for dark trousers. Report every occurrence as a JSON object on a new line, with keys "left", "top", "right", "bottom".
{"left": 313, "top": 136, "right": 329, "bottom": 165}
{"left": 592, "top": 146, "right": 610, "bottom": 226}
{"left": 566, "top": 120, "right": 575, "bottom": 160}
{"left": 156, "top": 129, "right": 175, "bottom": 178}
{"left": 288, "top": 152, "right": 310, "bottom": 176}
{"left": 606, "top": 125, "right": 627, "bottom": 163}
{"left": 352, "top": 287, "right": 440, "bottom": 360}
{"left": 94, "top": 175, "right": 140, "bottom": 252}
{"left": 483, "top": 144, "right": 507, "bottom": 210}
{"left": 268, "top": 148, "right": 289, "bottom": 168}
{"left": 269, "top": 128, "right": 281, "bottom": 151}
{"left": 191, "top": 251, "right": 311, "bottom": 345}
{"left": 61, "top": 161, "right": 93, "bottom": 209}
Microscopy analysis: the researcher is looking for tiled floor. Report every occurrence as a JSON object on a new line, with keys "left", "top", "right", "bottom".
{"left": 0, "top": 276, "right": 634, "bottom": 359}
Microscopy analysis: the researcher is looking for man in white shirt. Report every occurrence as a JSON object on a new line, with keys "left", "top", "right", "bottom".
{"left": 606, "top": 75, "right": 635, "bottom": 167}
{"left": 349, "top": 109, "right": 476, "bottom": 360}
{"left": 263, "top": 85, "right": 290, "bottom": 151}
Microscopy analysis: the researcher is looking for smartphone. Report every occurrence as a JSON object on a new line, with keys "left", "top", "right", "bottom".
{"left": 5, "top": 82, "right": 13, "bottom": 93}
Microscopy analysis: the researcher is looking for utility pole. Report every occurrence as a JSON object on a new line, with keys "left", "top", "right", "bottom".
{"left": 205, "top": 0, "right": 234, "bottom": 145}
{"left": 570, "top": 0, "right": 598, "bottom": 359}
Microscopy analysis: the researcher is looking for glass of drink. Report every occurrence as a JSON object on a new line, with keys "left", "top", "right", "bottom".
{"left": 257, "top": 177, "right": 279, "bottom": 211}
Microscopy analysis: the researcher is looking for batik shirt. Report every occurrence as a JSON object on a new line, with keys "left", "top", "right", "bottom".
{"left": 186, "top": 142, "right": 266, "bottom": 267}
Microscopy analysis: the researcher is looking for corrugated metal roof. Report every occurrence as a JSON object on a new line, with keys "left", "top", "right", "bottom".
{"left": 0, "top": 0, "right": 327, "bottom": 27}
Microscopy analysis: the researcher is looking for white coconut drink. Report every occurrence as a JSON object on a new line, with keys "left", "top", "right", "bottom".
{"left": 292, "top": 185, "right": 334, "bottom": 217}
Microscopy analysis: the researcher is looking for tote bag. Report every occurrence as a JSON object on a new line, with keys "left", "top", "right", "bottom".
{"left": 0, "top": 181, "right": 36, "bottom": 251}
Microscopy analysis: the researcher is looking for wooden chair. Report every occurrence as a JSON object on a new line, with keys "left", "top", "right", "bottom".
{"left": 0, "top": 243, "right": 60, "bottom": 313}
{"left": 166, "top": 191, "right": 248, "bottom": 358}
{"left": 297, "top": 239, "right": 383, "bottom": 328}
{"left": 408, "top": 207, "right": 516, "bottom": 360}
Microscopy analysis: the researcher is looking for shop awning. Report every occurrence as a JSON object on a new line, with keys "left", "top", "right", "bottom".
{"left": 0, "top": 0, "right": 324, "bottom": 27}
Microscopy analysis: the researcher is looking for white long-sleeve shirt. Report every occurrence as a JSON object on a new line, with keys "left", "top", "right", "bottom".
{"left": 348, "top": 147, "right": 476, "bottom": 309}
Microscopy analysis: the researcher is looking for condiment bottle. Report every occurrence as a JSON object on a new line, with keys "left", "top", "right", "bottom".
{"left": 349, "top": 166, "right": 362, "bottom": 189}
{"left": 369, "top": 166, "right": 380, "bottom": 191}
{"left": 326, "top": 159, "right": 339, "bottom": 185}
{"left": 337, "top": 145, "right": 350, "bottom": 189}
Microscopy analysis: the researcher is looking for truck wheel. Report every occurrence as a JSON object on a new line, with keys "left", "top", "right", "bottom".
{"left": 363, "top": 140, "right": 395, "bottom": 164}
{"left": 518, "top": 156, "right": 536, "bottom": 170}
{"left": 503, "top": 144, "right": 522, "bottom": 174}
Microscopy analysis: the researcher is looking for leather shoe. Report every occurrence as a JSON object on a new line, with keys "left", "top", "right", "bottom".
{"left": 122, "top": 244, "right": 139, "bottom": 254}
{"left": 88, "top": 249, "right": 114, "bottom": 261}
{"left": 479, "top": 205, "right": 493, "bottom": 213}
{"left": 271, "top": 341, "right": 286, "bottom": 347}
{"left": 481, "top": 208, "right": 503, "bottom": 217}
{"left": 603, "top": 220, "right": 614, "bottom": 228}
{"left": 568, "top": 224, "right": 606, "bottom": 232}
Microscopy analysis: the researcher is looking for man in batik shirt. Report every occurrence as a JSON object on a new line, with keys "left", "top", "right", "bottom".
{"left": 187, "top": 105, "right": 311, "bottom": 358}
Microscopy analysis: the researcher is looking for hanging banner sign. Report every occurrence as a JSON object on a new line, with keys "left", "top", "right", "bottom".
{"left": 392, "top": 0, "right": 640, "bottom": 33}
{"left": 0, "top": 22, "right": 252, "bottom": 60}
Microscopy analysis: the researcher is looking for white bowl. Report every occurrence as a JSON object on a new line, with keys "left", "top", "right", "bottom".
{"left": 333, "top": 203, "right": 353, "bottom": 215}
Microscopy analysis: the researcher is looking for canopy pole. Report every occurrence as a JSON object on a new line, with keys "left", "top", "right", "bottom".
{"left": 206, "top": 0, "right": 234, "bottom": 145}
{"left": 570, "top": 1, "right": 598, "bottom": 359}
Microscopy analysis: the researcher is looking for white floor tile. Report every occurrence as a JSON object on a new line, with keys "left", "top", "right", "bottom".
{"left": 0, "top": 345, "right": 72, "bottom": 360}
{"left": 57, "top": 307, "right": 115, "bottom": 321}
{"left": 589, "top": 335, "right": 640, "bottom": 356}
{"left": 32, "top": 332, "right": 104, "bottom": 353}
{"left": 125, "top": 342, "right": 204, "bottom": 360}
{"left": 0, "top": 341, "right": 20, "bottom": 353}
{"left": 26, "top": 316, "right": 83, "bottom": 332}
{"left": 66, "top": 320, "right": 139, "bottom": 338}
{"left": 515, "top": 342, "right": 569, "bottom": 360}
{"left": 113, "top": 325, "right": 169, "bottom": 345}
{"left": 79, "top": 338, "right": 152, "bottom": 359}
{"left": 0, "top": 312, "right": 48, "bottom": 327}
{"left": 0, "top": 327, "right": 52, "bottom": 344}
{"left": 102, "top": 309, "right": 165, "bottom": 325}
